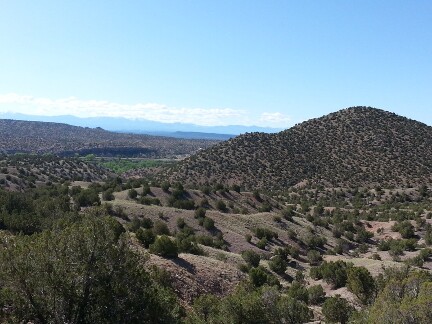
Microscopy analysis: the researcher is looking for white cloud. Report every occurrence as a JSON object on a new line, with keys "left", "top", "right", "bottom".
{"left": 259, "top": 112, "right": 292, "bottom": 127}
{"left": 0, "top": 93, "right": 291, "bottom": 128}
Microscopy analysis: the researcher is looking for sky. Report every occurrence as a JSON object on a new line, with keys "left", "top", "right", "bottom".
{"left": 0, "top": 0, "right": 431, "bottom": 127}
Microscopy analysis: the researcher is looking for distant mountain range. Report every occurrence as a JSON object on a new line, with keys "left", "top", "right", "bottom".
{"left": 0, "top": 118, "right": 219, "bottom": 157}
{"left": 164, "top": 107, "right": 432, "bottom": 190}
{"left": 0, "top": 113, "right": 282, "bottom": 139}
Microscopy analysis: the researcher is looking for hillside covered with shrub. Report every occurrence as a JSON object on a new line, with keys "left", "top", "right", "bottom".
{"left": 165, "top": 107, "right": 432, "bottom": 190}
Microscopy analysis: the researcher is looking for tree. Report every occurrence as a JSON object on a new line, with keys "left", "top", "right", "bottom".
{"left": 0, "top": 215, "right": 182, "bottom": 323}
{"left": 320, "top": 260, "right": 350, "bottom": 288}
{"left": 308, "top": 285, "right": 325, "bottom": 305}
{"left": 287, "top": 281, "right": 309, "bottom": 304}
{"left": 322, "top": 295, "right": 354, "bottom": 324}
{"left": 347, "top": 266, "right": 376, "bottom": 304}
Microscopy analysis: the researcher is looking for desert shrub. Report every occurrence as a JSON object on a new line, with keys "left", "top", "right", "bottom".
{"left": 281, "top": 206, "right": 295, "bottom": 221}
{"left": 254, "top": 227, "right": 276, "bottom": 240}
{"left": 347, "top": 266, "right": 376, "bottom": 304}
{"left": 102, "top": 188, "right": 115, "bottom": 201}
{"left": 194, "top": 207, "right": 206, "bottom": 219}
{"left": 153, "top": 220, "right": 170, "bottom": 236}
{"left": 188, "top": 284, "right": 311, "bottom": 324}
{"left": 269, "top": 255, "right": 287, "bottom": 274}
{"left": 256, "top": 238, "right": 268, "bottom": 250}
{"left": 313, "top": 261, "right": 351, "bottom": 289}
{"left": 150, "top": 235, "right": 178, "bottom": 258}
{"left": 136, "top": 228, "right": 156, "bottom": 248}
{"left": 241, "top": 250, "right": 261, "bottom": 268}
{"left": 303, "top": 234, "right": 327, "bottom": 249}
{"left": 202, "top": 217, "right": 215, "bottom": 230}
{"left": 307, "top": 250, "right": 322, "bottom": 265}
{"left": 128, "top": 188, "right": 138, "bottom": 199}
{"left": 175, "top": 232, "right": 203, "bottom": 256}
{"left": 366, "top": 268, "right": 432, "bottom": 323}
{"left": 73, "top": 189, "right": 100, "bottom": 207}
{"left": 201, "top": 186, "right": 211, "bottom": 195}
{"left": 161, "top": 181, "right": 170, "bottom": 192}
{"left": 142, "top": 184, "right": 151, "bottom": 196}
{"left": 288, "top": 246, "right": 300, "bottom": 259}
{"left": 232, "top": 184, "right": 241, "bottom": 193}
{"left": 216, "top": 200, "right": 226, "bottom": 211}
{"left": 129, "top": 217, "right": 142, "bottom": 232}
{"left": 392, "top": 221, "right": 415, "bottom": 239}
{"left": 258, "top": 203, "right": 271, "bottom": 212}
{"left": 273, "top": 215, "right": 282, "bottom": 223}
{"left": 287, "top": 281, "right": 308, "bottom": 304}
{"left": 308, "top": 285, "right": 325, "bottom": 305}
{"left": 245, "top": 234, "right": 252, "bottom": 243}
{"left": 176, "top": 218, "right": 186, "bottom": 229}
{"left": 140, "top": 197, "right": 161, "bottom": 206}
{"left": 141, "top": 217, "right": 154, "bottom": 229}
{"left": 248, "top": 266, "right": 279, "bottom": 288}
{"left": 322, "top": 295, "right": 354, "bottom": 324}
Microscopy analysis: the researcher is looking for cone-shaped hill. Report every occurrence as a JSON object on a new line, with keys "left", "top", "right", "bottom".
{"left": 164, "top": 107, "right": 432, "bottom": 190}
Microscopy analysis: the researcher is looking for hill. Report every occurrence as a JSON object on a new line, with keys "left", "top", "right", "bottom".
{"left": 0, "top": 119, "right": 218, "bottom": 158}
{"left": 164, "top": 107, "right": 432, "bottom": 190}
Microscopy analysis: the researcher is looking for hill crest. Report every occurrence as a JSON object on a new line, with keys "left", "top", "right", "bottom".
{"left": 164, "top": 106, "right": 432, "bottom": 189}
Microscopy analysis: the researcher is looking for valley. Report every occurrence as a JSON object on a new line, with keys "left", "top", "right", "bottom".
{"left": 1, "top": 107, "right": 432, "bottom": 323}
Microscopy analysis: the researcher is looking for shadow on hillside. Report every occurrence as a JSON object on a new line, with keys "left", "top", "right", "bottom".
{"left": 172, "top": 257, "right": 196, "bottom": 274}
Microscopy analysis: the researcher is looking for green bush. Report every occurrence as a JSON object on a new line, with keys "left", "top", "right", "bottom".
{"left": 322, "top": 295, "right": 354, "bottom": 324}
{"left": 287, "top": 281, "right": 308, "bottom": 303}
{"left": 256, "top": 238, "right": 268, "bottom": 250}
{"left": 392, "top": 221, "right": 415, "bottom": 239}
{"left": 203, "top": 217, "right": 215, "bottom": 230}
{"left": 161, "top": 181, "right": 170, "bottom": 192}
{"left": 150, "top": 235, "right": 178, "bottom": 258}
{"left": 102, "top": 188, "right": 115, "bottom": 201}
{"left": 307, "top": 250, "right": 322, "bottom": 265}
{"left": 241, "top": 250, "right": 261, "bottom": 268}
{"left": 308, "top": 285, "right": 325, "bottom": 305}
{"left": 347, "top": 266, "right": 375, "bottom": 304}
{"left": 216, "top": 200, "right": 226, "bottom": 211}
{"left": 194, "top": 207, "right": 206, "bottom": 219}
{"left": 0, "top": 216, "right": 182, "bottom": 323}
{"left": 128, "top": 188, "right": 138, "bottom": 199}
{"left": 136, "top": 228, "right": 156, "bottom": 248}
{"left": 153, "top": 220, "right": 170, "bottom": 236}
{"left": 269, "top": 255, "right": 287, "bottom": 274}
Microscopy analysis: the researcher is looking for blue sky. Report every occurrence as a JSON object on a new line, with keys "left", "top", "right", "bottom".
{"left": 0, "top": 1, "right": 431, "bottom": 127}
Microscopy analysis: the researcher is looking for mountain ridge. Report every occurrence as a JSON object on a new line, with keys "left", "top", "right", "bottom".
{"left": 0, "top": 112, "right": 283, "bottom": 136}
